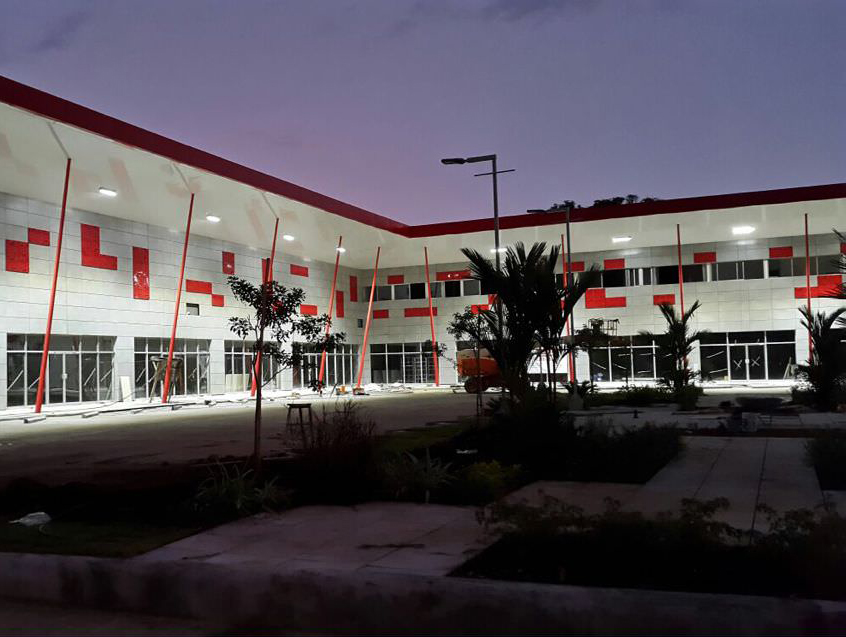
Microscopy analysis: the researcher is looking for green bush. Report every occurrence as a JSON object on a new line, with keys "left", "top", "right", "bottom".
{"left": 383, "top": 449, "right": 453, "bottom": 504}
{"left": 585, "top": 385, "right": 674, "bottom": 408}
{"left": 675, "top": 384, "right": 704, "bottom": 410}
{"left": 194, "top": 462, "right": 287, "bottom": 521}
{"left": 453, "top": 461, "right": 522, "bottom": 505}
{"left": 806, "top": 432, "right": 846, "bottom": 489}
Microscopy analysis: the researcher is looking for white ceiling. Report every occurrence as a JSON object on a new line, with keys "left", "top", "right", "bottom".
{"left": 1, "top": 100, "right": 844, "bottom": 270}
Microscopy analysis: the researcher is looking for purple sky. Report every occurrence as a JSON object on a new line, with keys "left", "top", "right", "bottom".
{"left": 1, "top": 0, "right": 844, "bottom": 225}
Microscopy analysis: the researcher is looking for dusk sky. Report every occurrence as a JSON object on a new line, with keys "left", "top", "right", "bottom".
{"left": 1, "top": 1, "right": 843, "bottom": 225}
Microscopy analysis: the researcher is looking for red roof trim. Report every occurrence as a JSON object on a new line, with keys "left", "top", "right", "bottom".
{"left": 3, "top": 75, "right": 845, "bottom": 240}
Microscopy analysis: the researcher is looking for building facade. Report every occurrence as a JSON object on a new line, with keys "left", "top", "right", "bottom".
{"left": 1, "top": 76, "right": 844, "bottom": 411}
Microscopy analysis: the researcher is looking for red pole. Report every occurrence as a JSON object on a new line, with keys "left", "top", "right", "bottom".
{"left": 34, "top": 157, "right": 71, "bottom": 413}
{"left": 424, "top": 247, "right": 440, "bottom": 386}
{"left": 251, "top": 218, "right": 279, "bottom": 396}
{"left": 561, "top": 234, "right": 575, "bottom": 381}
{"left": 355, "top": 246, "right": 381, "bottom": 389}
{"left": 162, "top": 193, "right": 194, "bottom": 403}
{"left": 805, "top": 213, "right": 812, "bottom": 360}
{"left": 676, "top": 223, "right": 685, "bottom": 317}
{"left": 318, "top": 236, "right": 344, "bottom": 386}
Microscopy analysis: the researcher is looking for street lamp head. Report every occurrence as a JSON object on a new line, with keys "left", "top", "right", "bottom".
{"left": 441, "top": 157, "right": 466, "bottom": 165}
{"left": 465, "top": 154, "right": 496, "bottom": 164}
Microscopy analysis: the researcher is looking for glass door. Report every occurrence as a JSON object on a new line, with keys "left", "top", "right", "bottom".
{"left": 747, "top": 345, "right": 766, "bottom": 380}
{"left": 729, "top": 345, "right": 747, "bottom": 381}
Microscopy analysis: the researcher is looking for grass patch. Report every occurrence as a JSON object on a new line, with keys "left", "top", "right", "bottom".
{"left": 376, "top": 424, "right": 465, "bottom": 457}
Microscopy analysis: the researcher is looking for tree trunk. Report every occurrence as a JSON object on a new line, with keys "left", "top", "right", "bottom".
{"left": 253, "top": 371, "right": 263, "bottom": 473}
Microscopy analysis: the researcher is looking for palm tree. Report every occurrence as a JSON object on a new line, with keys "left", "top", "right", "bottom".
{"left": 796, "top": 306, "right": 846, "bottom": 411}
{"left": 640, "top": 301, "right": 709, "bottom": 405}
{"left": 460, "top": 241, "right": 595, "bottom": 402}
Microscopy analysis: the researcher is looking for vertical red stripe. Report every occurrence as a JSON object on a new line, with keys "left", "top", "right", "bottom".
{"left": 132, "top": 247, "right": 150, "bottom": 300}
{"left": 350, "top": 275, "right": 358, "bottom": 302}
{"left": 335, "top": 290, "right": 345, "bottom": 318}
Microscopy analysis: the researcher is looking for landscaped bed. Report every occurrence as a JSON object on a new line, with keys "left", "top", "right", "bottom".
{"left": 453, "top": 497, "right": 846, "bottom": 601}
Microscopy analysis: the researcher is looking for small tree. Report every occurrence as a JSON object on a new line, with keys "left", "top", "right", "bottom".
{"left": 796, "top": 306, "right": 846, "bottom": 411}
{"left": 448, "top": 306, "right": 495, "bottom": 418}
{"left": 227, "top": 275, "right": 344, "bottom": 471}
{"left": 640, "top": 301, "right": 708, "bottom": 408}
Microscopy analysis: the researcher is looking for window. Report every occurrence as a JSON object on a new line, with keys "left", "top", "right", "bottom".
{"left": 698, "top": 331, "right": 795, "bottom": 382}
{"left": 409, "top": 282, "right": 426, "bottom": 299}
{"left": 655, "top": 265, "right": 679, "bottom": 285}
{"left": 376, "top": 285, "right": 392, "bottom": 301}
{"left": 370, "top": 342, "right": 437, "bottom": 385}
{"left": 429, "top": 282, "right": 442, "bottom": 298}
{"left": 186, "top": 303, "right": 200, "bottom": 315}
{"left": 716, "top": 261, "right": 738, "bottom": 281}
{"left": 445, "top": 281, "right": 461, "bottom": 297}
{"left": 682, "top": 264, "right": 705, "bottom": 283}
{"left": 394, "top": 284, "right": 410, "bottom": 300}
{"left": 588, "top": 336, "right": 659, "bottom": 383}
{"left": 602, "top": 269, "right": 626, "bottom": 288}
{"left": 463, "top": 279, "right": 481, "bottom": 296}
{"left": 224, "top": 340, "right": 285, "bottom": 392}
{"left": 7, "top": 334, "right": 115, "bottom": 407}
{"left": 818, "top": 255, "right": 842, "bottom": 275}
{"left": 134, "top": 338, "right": 209, "bottom": 399}
{"left": 742, "top": 260, "right": 764, "bottom": 280}
{"left": 767, "top": 259, "right": 792, "bottom": 277}
{"left": 792, "top": 257, "right": 817, "bottom": 276}
{"left": 292, "top": 343, "right": 358, "bottom": 390}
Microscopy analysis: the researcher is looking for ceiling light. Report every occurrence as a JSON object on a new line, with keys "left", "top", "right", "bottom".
{"left": 336, "top": 247, "right": 346, "bottom": 253}
{"left": 283, "top": 234, "right": 295, "bottom": 241}
{"left": 205, "top": 215, "right": 221, "bottom": 223}
{"left": 489, "top": 247, "right": 507, "bottom": 254}
{"left": 732, "top": 225, "right": 755, "bottom": 236}
{"left": 98, "top": 187, "right": 117, "bottom": 197}
{"left": 612, "top": 236, "right": 632, "bottom": 243}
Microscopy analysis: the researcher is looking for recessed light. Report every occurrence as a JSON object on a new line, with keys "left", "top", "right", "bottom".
{"left": 283, "top": 234, "right": 295, "bottom": 241}
{"left": 732, "top": 225, "right": 755, "bottom": 236}
{"left": 336, "top": 247, "right": 346, "bottom": 253}
{"left": 489, "top": 247, "right": 507, "bottom": 254}
{"left": 612, "top": 236, "right": 632, "bottom": 243}
{"left": 98, "top": 187, "right": 117, "bottom": 197}
{"left": 303, "top": 257, "right": 312, "bottom": 262}
{"left": 205, "top": 215, "right": 221, "bottom": 223}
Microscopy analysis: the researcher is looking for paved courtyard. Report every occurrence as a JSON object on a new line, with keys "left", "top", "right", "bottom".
{"left": 0, "top": 391, "right": 478, "bottom": 486}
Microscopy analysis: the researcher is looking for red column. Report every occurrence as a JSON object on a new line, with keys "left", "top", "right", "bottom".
{"left": 34, "top": 157, "right": 72, "bottom": 413}
{"left": 162, "top": 193, "right": 194, "bottom": 403}
{"left": 355, "top": 246, "right": 381, "bottom": 389}
{"left": 805, "top": 213, "right": 812, "bottom": 359}
{"left": 561, "top": 234, "right": 575, "bottom": 382}
{"left": 251, "top": 218, "right": 279, "bottom": 396}
{"left": 676, "top": 223, "right": 685, "bottom": 317}
{"left": 318, "top": 236, "right": 344, "bottom": 386}
{"left": 424, "top": 247, "right": 440, "bottom": 386}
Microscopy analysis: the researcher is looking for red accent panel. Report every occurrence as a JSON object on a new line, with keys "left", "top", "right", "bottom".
{"left": 28, "top": 228, "right": 50, "bottom": 246}
{"left": 436, "top": 269, "right": 470, "bottom": 281}
{"left": 404, "top": 307, "right": 437, "bottom": 318}
{"left": 132, "top": 247, "right": 150, "bottom": 300}
{"left": 563, "top": 260, "right": 585, "bottom": 272}
{"left": 80, "top": 224, "right": 118, "bottom": 270}
{"left": 794, "top": 286, "right": 810, "bottom": 299}
{"left": 373, "top": 309, "right": 389, "bottom": 319}
{"left": 471, "top": 304, "right": 489, "bottom": 314}
{"left": 769, "top": 246, "right": 793, "bottom": 259}
{"left": 817, "top": 275, "right": 842, "bottom": 297}
{"left": 840, "top": 243, "right": 846, "bottom": 254}
{"left": 604, "top": 258, "right": 625, "bottom": 270}
{"left": 387, "top": 274, "right": 404, "bottom": 284}
{"left": 335, "top": 291, "right": 345, "bottom": 318}
{"left": 222, "top": 251, "right": 235, "bottom": 274}
{"left": 211, "top": 294, "right": 225, "bottom": 307}
{"left": 488, "top": 294, "right": 498, "bottom": 305}
{"left": 693, "top": 251, "right": 716, "bottom": 264}
{"left": 290, "top": 263, "right": 309, "bottom": 277}
{"left": 350, "top": 276, "right": 358, "bottom": 302}
{"left": 5, "top": 240, "right": 29, "bottom": 273}
{"left": 653, "top": 294, "right": 675, "bottom": 305}
{"left": 585, "top": 288, "right": 626, "bottom": 309}
{"left": 185, "top": 279, "right": 213, "bottom": 294}
{"left": 300, "top": 304, "right": 318, "bottom": 315}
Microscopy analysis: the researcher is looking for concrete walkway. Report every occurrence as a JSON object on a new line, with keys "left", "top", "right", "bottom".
{"left": 511, "top": 437, "right": 827, "bottom": 532}
{"left": 138, "top": 502, "right": 491, "bottom": 577}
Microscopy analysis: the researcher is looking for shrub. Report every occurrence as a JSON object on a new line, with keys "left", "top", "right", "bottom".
{"left": 290, "top": 401, "right": 380, "bottom": 503}
{"left": 675, "top": 384, "right": 704, "bottom": 411}
{"left": 585, "top": 385, "right": 674, "bottom": 408}
{"left": 383, "top": 449, "right": 453, "bottom": 504}
{"left": 194, "top": 462, "right": 287, "bottom": 521}
{"left": 454, "top": 461, "right": 522, "bottom": 504}
{"left": 806, "top": 432, "right": 846, "bottom": 489}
